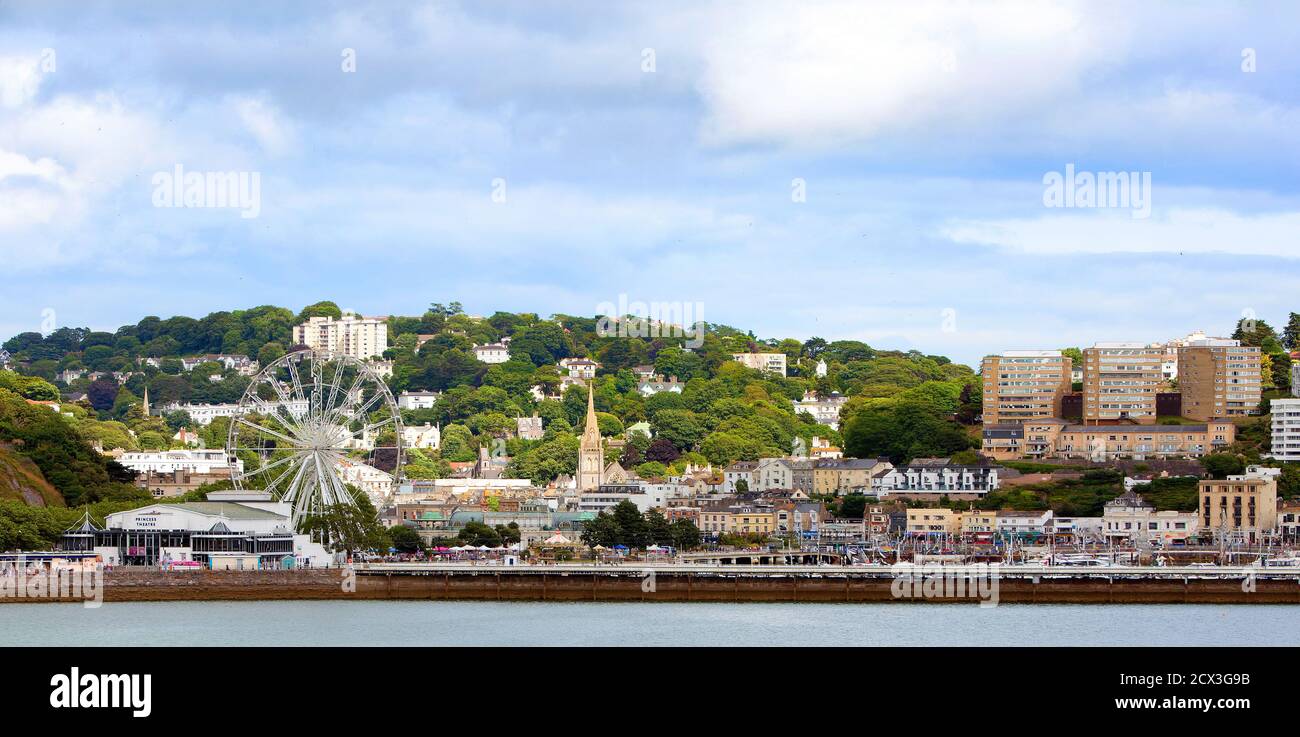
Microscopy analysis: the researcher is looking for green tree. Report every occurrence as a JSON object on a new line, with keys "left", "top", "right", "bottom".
{"left": 1200, "top": 452, "right": 1245, "bottom": 479}
{"left": 388, "top": 524, "right": 425, "bottom": 553}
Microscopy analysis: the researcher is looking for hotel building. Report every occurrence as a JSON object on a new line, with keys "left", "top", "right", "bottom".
{"left": 292, "top": 314, "right": 389, "bottom": 359}
{"left": 1199, "top": 466, "right": 1279, "bottom": 543}
{"left": 1082, "top": 342, "right": 1164, "bottom": 424}
{"left": 1177, "top": 338, "right": 1262, "bottom": 420}
{"left": 979, "top": 350, "right": 1073, "bottom": 424}
{"left": 1271, "top": 398, "right": 1300, "bottom": 463}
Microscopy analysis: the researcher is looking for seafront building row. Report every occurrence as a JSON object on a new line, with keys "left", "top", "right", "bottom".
{"left": 57, "top": 464, "right": 1293, "bottom": 568}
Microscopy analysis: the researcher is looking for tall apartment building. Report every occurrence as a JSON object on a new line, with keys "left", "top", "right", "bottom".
{"left": 1082, "top": 343, "right": 1163, "bottom": 424}
{"left": 1177, "top": 339, "right": 1262, "bottom": 421}
{"left": 292, "top": 314, "right": 389, "bottom": 359}
{"left": 1271, "top": 398, "right": 1300, "bottom": 463}
{"left": 980, "top": 350, "right": 1072, "bottom": 424}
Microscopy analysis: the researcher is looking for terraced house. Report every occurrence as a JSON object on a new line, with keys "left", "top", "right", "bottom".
{"left": 812, "top": 457, "right": 893, "bottom": 495}
{"left": 982, "top": 419, "right": 1234, "bottom": 460}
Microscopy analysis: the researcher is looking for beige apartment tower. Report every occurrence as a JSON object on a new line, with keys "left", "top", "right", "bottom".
{"left": 1177, "top": 339, "right": 1262, "bottom": 421}
{"left": 1082, "top": 343, "right": 1163, "bottom": 424}
{"left": 980, "top": 350, "right": 1073, "bottom": 424}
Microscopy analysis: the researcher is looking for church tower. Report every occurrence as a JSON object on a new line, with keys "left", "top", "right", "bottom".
{"left": 142, "top": 385, "right": 150, "bottom": 417}
{"left": 577, "top": 381, "right": 604, "bottom": 491}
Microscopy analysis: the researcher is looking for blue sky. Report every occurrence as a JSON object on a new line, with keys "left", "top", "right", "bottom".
{"left": 1, "top": 0, "right": 1298, "bottom": 366}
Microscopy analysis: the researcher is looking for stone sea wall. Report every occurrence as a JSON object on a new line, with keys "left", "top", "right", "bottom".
{"left": 4, "top": 568, "right": 1298, "bottom": 604}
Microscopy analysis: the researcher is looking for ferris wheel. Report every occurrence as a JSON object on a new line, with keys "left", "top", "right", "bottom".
{"left": 225, "top": 348, "right": 403, "bottom": 528}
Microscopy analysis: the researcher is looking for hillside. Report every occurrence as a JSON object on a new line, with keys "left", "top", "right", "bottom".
{"left": 0, "top": 388, "right": 144, "bottom": 506}
{"left": 0, "top": 443, "right": 64, "bottom": 507}
{"left": 2, "top": 302, "right": 985, "bottom": 479}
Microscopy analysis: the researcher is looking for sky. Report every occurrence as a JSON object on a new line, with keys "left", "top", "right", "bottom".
{"left": 1, "top": 0, "right": 1298, "bottom": 367}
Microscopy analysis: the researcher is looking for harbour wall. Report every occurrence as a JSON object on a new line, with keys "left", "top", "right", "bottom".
{"left": 4, "top": 568, "right": 1300, "bottom": 604}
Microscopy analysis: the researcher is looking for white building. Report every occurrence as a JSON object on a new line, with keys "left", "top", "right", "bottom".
{"left": 162, "top": 400, "right": 310, "bottom": 426}
{"left": 1102, "top": 490, "right": 1198, "bottom": 544}
{"left": 794, "top": 391, "right": 847, "bottom": 430}
{"left": 723, "top": 461, "right": 758, "bottom": 493}
{"left": 397, "top": 391, "right": 440, "bottom": 411}
{"left": 179, "top": 354, "right": 259, "bottom": 375}
{"left": 752, "top": 457, "right": 794, "bottom": 492}
{"left": 996, "top": 510, "right": 1053, "bottom": 536}
{"left": 1052, "top": 516, "right": 1105, "bottom": 539}
{"left": 871, "top": 459, "right": 999, "bottom": 496}
{"left": 402, "top": 423, "right": 441, "bottom": 450}
{"left": 336, "top": 459, "right": 394, "bottom": 503}
{"left": 731, "top": 352, "right": 788, "bottom": 376}
{"left": 78, "top": 490, "right": 332, "bottom": 568}
{"left": 293, "top": 314, "right": 389, "bottom": 359}
{"left": 577, "top": 485, "right": 665, "bottom": 514}
{"left": 117, "top": 449, "right": 242, "bottom": 475}
{"left": 815, "top": 359, "right": 827, "bottom": 378}
{"left": 559, "top": 357, "right": 599, "bottom": 379}
{"left": 1271, "top": 398, "right": 1300, "bottom": 462}
{"left": 473, "top": 343, "right": 511, "bottom": 364}
{"left": 637, "top": 375, "right": 684, "bottom": 396}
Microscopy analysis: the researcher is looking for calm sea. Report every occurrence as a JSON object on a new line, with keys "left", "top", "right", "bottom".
{"left": 1, "top": 601, "right": 1297, "bottom": 646}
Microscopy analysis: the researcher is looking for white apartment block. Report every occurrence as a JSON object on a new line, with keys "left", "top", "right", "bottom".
{"left": 117, "top": 449, "right": 242, "bottom": 475}
{"left": 1272, "top": 398, "right": 1300, "bottom": 463}
{"left": 163, "top": 401, "right": 309, "bottom": 426}
{"left": 731, "top": 352, "right": 788, "bottom": 376}
{"left": 293, "top": 314, "right": 389, "bottom": 359}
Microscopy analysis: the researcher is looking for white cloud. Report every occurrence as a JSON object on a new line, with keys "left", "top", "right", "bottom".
{"left": 233, "top": 96, "right": 297, "bottom": 156}
{"left": 0, "top": 56, "right": 44, "bottom": 108}
{"left": 695, "top": 0, "right": 1121, "bottom": 147}
{"left": 941, "top": 207, "right": 1300, "bottom": 259}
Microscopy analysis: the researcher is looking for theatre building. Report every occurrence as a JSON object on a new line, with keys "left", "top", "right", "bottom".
{"left": 60, "top": 490, "right": 332, "bottom": 569}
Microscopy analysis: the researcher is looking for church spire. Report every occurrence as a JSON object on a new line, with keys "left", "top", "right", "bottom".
{"left": 142, "top": 385, "right": 150, "bottom": 417}
{"left": 577, "top": 381, "right": 603, "bottom": 491}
